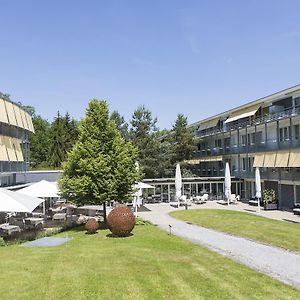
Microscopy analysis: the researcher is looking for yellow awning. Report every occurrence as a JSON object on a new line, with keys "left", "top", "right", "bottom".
{"left": 253, "top": 153, "right": 265, "bottom": 167}
{"left": 0, "top": 99, "right": 8, "bottom": 124}
{"left": 25, "top": 112, "right": 35, "bottom": 133}
{"left": 263, "top": 152, "right": 276, "bottom": 168}
{"left": 0, "top": 136, "right": 8, "bottom": 161}
{"left": 5, "top": 100, "right": 18, "bottom": 127}
{"left": 185, "top": 159, "right": 200, "bottom": 164}
{"left": 199, "top": 156, "right": 223, "bottom": 162}
{"left": 13, "top": 105, "right": 23, "bottom": 128}
{"left": 225, "top": 103, "right": 261, "bottom": 124}
{"left": 12, "top": 138, "right": 24, "bottom": 161}
{"left": 275, "top": 151, "right": 290, "bottom": 167}
{"left": 20, "top": 108, "right": 30, "bottom": 130}
{"left": 199, "top": 118, "right": 220, "bottom": 130}
{"left": 3, "top": 136, "right": 18, "bottom": 161}
{"left": 288, "top": 150, "right": 300, "bottom": 167}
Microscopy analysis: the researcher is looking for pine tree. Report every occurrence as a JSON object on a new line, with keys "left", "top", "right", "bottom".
{"left": 130, "top": 105, "right": 161, "bottom": 178}
{"left": 59, "top": 100, "right": 140, "bottom": 223}
{"left": 110, "top": 110, "right": 129, "bottom": 140}
{"left": 48, "top": 112, "right": 67, "bottom": 168}
{"left": 63, "top": 112, "right": 78, "bottom": 153}
{"left": 171, "top": 114, "right": 196, "bottom": 163}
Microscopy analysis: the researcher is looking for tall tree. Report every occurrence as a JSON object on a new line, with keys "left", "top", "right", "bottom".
{"left": 30, "top": 116, "right": 50, "bottom": 168}
{"left": 48, "top": 112, "right": 67, "bottom": 168}
{"left": 110, "top": 110, "right": 129, "bottom": 140}
{"left": 63, "top": 112, "right": 78, "bottom": 153}
{"left": 171, "top": 114, "right": 196, "bottom": 163}
{"left": 130, "top": 105, "right": 160, "bottom": 178}
{"left": 59, "top": 100, "right": 140, "bottom": 223}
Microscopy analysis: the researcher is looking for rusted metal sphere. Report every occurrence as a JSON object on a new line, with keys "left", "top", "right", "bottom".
{"left": 107, "top": 207, "right": 135, "bottom": 237}
{"left": 85, "top": 218, "right": 99, "bottom": 234}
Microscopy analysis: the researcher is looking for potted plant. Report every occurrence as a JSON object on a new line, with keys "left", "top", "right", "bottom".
{"left": 262, "top": 189, "right": 278, "bottom": 210}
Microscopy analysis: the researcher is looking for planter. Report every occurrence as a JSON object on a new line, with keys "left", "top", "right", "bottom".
{"left": 264, "top": 203, "right": 278, "bottom": 210}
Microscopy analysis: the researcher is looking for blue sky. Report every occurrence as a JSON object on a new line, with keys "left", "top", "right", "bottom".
{"left": 1, "top": 0, "right": 300, "bottom": 128}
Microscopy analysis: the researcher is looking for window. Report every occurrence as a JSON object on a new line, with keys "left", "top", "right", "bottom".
{"left": 247, "top": 133, "right": 255, "bottom": 145}
{"left": 294, "top": 124, "right": 300, "bottom": 140}
{"left": 256, "top": 131, "right": 263, "bottom": 144}
{"left": 279, "top": 126, "right": 291, "bottom": 141}
{"left": 214, "top": 139, "right": 222, "bottom": 148}
{"left": 242, "top": 157, "right": 247, "bottom": 171}
{"left": 241, "top": 135, "right": 246, "bottom": 146}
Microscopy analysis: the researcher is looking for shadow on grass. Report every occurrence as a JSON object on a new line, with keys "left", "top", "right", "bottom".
{"left": 106, "top": 233, "right": 134, "bottom": 238}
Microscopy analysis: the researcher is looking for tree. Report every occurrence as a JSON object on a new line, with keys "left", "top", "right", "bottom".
{"left": 110, "top": 110, "right": 129, "bottom": 140}
{"left": 171, "top": 114, "right": 196, "bottom": 163}
{"left": 63, "top": 112, "right": 78, "bottom": 153}
{"left": 30, "top": 116, "right": 50, "bottom": 168}
{"left": 130, "top": 105, "right": 161, "bottom": 178}
{"left": 48, "top": 112, "right": 67, "bottom": 168}
{"left": 59, "top": 100, "right": 140, "bottom": 223}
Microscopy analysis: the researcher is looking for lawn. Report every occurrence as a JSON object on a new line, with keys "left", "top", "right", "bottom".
{"left": 171, "top": 209, "right": 300, "bottom": 252}
{"left": 0, "top": 224, "right": 299, "bottom": 299}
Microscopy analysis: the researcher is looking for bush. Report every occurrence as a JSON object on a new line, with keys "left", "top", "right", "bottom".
{"left": 85, "top": 219, "right": 99, "bottom": 234}
{"left": 262, "top": 189, "right": 277, "bottom": 204}
{"left": 0, "top": 237, "right": 6, "bottom": 247}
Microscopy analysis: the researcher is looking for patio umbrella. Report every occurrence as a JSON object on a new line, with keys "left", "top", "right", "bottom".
{"left": 224, "top": 162, "right": 231, "bottom": 205}
{"left": 175, "top": 163, "right": 182, "bottom": 208}
{"left": 0, "top": 188, "right": 45, "bottom": 213}
{"left": 17, "top": 180, "right": 60, "bottom": 214}
{"left": 255, "top": 167, "right": 262, "bottom": 212}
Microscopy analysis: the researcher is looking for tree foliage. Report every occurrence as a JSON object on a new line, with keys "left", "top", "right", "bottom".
{"left": 110, "top": 110, "right": 129, "bottom": 140}
{"left": 59, "top": 100, "right": 140, "bottom": 221}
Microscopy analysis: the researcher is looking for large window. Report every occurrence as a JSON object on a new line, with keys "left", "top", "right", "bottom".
{"left": 279, "top": 126, "right": 291, "bottom": 141}
{"left": 241, "top": 135, "right": 246, "bottom": 146}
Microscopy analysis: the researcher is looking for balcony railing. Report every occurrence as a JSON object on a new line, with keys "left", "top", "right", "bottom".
{"left": 196, "top": 105, "right": 300, "bottom": 138}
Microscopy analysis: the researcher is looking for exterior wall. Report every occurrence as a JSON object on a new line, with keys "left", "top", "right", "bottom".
{"left": 189, "top": 85, "right": 300, "bottom": 210}
{"left": 0, "top": 93, "right": 34, "bottom": 186}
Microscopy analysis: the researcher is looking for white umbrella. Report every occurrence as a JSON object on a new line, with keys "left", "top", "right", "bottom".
{"left": 0, "top": 188, "right": 45, "bottom": 213}
{"left": 224, "top": 162, "right": 231, "bottom": 205}
{"left": 255, "top": 167, "right": 262, "bottom": 212}
{"left": 16, "top": 180, "right": 59, "bottom": 198}
{"left": 134, "top": 182, "right": 155, "bottom": 189}
{"left": 17, "top": 180, "right": 60, "bottom": 214}
{"left": 175, "top": 163, "right": 182, "bottom": 208}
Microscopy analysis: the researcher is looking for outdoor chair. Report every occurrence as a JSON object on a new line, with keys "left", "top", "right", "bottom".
{"left": 293, "top": 204, "right": 300, "bottom": 215}
{"left": 195, "top": 193, "right": 208, "bottom": 204}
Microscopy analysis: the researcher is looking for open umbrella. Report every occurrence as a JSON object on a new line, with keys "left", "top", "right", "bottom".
{"left": 17, "top": 180, "right": 60, "bottom": 214}
{"left": 225, "top": 162, "right": 231, "bottom": 205}
{"left": 255, "top": 167, "right": 262, "bottom": 212}
{"left": 175, "top": 163, "right": 182, "bottom": 208}
{"left": 0, "top": 188, "right": 45, "bottom": 213}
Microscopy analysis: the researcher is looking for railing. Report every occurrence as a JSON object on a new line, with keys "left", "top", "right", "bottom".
{"left": 196, "top": 105, "right": 300, "bottom": 138}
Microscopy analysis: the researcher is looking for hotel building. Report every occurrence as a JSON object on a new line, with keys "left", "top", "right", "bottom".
{"left": 0, "top": 92, "right": 34, "bottom": 186}
{"left": 187, "top": 84, "right": 300, "bottom": 210}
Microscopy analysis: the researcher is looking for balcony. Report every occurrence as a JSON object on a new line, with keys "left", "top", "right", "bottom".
{"left": 196, "top": 105, "right": 300, "bottom": 138}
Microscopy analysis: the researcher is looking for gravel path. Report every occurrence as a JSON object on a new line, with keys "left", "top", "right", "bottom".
{"left": 139, "top": 204, "right": 300, "bottom": 290}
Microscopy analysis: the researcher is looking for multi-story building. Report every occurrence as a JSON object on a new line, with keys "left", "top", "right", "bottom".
{"left": 188, "top": 84, "right": 300, "bottom": 210}
{"left": 0, "top": 92, "right": 34, "bottom": 186}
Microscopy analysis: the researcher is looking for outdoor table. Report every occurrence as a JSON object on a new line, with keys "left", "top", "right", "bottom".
{"left": 0, "top": 224, "right": 21, "bottom": 237}
{"left": 24, "top": 217, "right": 44, "bottom": 229}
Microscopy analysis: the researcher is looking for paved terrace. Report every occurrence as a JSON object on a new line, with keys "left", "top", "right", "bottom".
{"left": 138, "top": 201, "right": 300, "bottom": 290}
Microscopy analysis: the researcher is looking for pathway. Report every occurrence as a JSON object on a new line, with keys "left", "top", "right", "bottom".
{"left": 138, "top": 203, "right": 300, "bottom": 290}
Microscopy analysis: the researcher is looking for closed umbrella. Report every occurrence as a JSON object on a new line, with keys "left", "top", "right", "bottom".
{"left": 175, "top": 163, "right": 182, "bottom": 208}
{"left": 225, "top": 162, "right": 231, "bottom": 205}
{"left": 255, "top": 167, "right": 262, "bottom": 212}
{"left": 0, "top": 188, "right": 45, "bottom": 213}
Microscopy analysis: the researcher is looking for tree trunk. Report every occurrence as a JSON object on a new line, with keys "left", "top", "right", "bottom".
{"left": 103, "top": 202, "right": 107, "bottom": 225}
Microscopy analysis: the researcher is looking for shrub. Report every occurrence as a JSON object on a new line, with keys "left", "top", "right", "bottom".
{"left": 0, "top": 237, "right": 6, "bottom": 247}
{"left": 85, "top": 219, "right": 99, "bottom": 234}
{"left": 135, "top": 218, "right": 152, "bottom": 226}
{"left": 262, "top": 189, "right": 277, "bottom": 204}
{"left": 107, "top": 207, "right": 135, "bottom": 237}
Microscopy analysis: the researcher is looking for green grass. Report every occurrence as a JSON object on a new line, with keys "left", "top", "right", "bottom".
{"left": 0, "top": 224, "right": 299, "bottom": 299}
{"left": 171, "top": 209, "right": 300, "bottom": 252}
